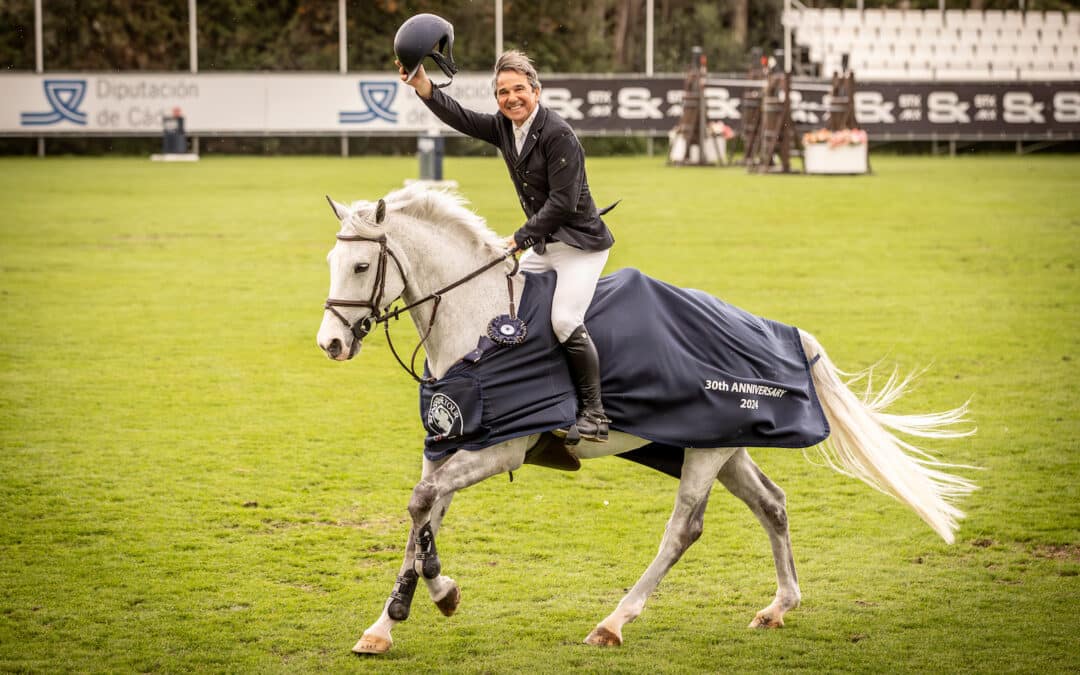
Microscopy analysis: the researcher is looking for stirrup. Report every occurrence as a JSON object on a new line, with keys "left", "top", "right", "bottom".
{"left": 577, "top": 411, "right": 610, "bottom": 443}
{"left": 552, "top": 423, "right": 582, "bottom": 446}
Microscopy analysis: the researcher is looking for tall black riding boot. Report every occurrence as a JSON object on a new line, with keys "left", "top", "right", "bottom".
{"left": 562, "top": 325, "right": 610, "bottom": 442}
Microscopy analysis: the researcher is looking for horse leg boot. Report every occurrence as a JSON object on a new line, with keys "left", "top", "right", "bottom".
{"left": 561, "top": 325, "right": 610, "bottom": 443}
{"left": 585, "top": 447, "right": 737, "bottom": 646}
{"left": 419, "top": 491, "right": 461, "bottom": 617}
{"left": 353, "top": 440, "right": 527, "bottom": 655}
{"left": 352, "top": 525, "right": 422, "bottom": 655}
{"left": 354, "top": 456, "right": 448, "bottom": 655}
{"left": 717, "top": 449, "right": 801, "bottom": 628}
{"left": 353, "top": 457, "right": 455, "bottom": 655}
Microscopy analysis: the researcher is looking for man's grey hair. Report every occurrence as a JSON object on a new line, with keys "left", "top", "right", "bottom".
{"left": 492, "top": 50, "right": 541, "bottom": 95}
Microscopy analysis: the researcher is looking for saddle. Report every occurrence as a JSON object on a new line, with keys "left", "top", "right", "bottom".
{"left": 420, "top": 268, "right": 829, "bottom": 467}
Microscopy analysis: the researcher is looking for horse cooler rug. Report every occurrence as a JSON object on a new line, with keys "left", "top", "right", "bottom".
{"left": 420, "top": 269, "right": 829, "bottom": 473}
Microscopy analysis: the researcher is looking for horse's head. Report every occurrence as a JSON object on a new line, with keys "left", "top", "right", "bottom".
{"left": 317, "top": 195, "right": 408, "bottom": 361}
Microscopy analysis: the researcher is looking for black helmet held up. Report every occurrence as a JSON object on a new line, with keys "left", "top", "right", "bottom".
{"left": 394, "top": 13, "right": 458, "bottom": 89}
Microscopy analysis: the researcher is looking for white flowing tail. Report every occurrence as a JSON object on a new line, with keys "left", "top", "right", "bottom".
{"left": 800, "top": 330, "right": 978, "bottom": 543}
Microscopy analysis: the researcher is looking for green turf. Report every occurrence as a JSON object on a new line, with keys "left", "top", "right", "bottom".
{"left": 1, "top": 155, "right": 1077, "bottom": 673}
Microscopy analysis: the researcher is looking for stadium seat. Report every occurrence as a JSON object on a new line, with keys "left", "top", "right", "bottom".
{"left": 863, "top": 8, "right": 886, "bottom": 28}
{"left": 990, "top": 64, "right": 1019, "bottom": 79}
{"left": 936, "top": 64, "right": 994, "bottom": 81}
{"left": 901, "top": 9, "right": 925, "bottom": 26}
{"left": 962, "top": 9, "right": 985, "bottom": 27}
{"left": 1020, "top": 63, "right": 1075, "bottom": 80}
{"left": 1043, "top": 11, "right": 1066, "bottom": 29}
{"left": 1002, "top": 12, "right": 1024, "bottom": 31}
{"left": 1068, "top": 12, "right": 1080, "bottom": 34}
{"left": 984, "top": 10, "right": 1006, "bottom": 29}
{"left": 994, "top": 26, "right": 1022, "bottom": 46}
{"left": 956, "top": 28, "right": 982, "bottom": 47}
{"left": 781, "top": 7, "right": 1075, "bottom": 81}
{"left": 840, "top": 9, "right": 862, "bottom": 29}
{"left": 897, "top": 26, "right": 922, "bottom": 44}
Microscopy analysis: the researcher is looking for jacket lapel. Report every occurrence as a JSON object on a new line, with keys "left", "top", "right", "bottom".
{"left": 514, "top": 106, "right": 547, "bottom": 168}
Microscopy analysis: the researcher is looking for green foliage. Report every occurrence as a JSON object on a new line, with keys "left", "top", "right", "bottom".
{"left": 41, "top": 0, "right": 189, "bottom": 70}
{"left": 0, "top": 155, "right": 1078, "bottom": 672}
{"left": 31, "top": 0, "right": 1080, "bottom": 75}
{"left": 0, "top": 0, "right": 33, "bottom": 71}
{"left": 4, "top": 0, "right": 1079, "bottom": 75}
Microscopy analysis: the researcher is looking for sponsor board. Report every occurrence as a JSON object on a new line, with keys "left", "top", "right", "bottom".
{"left": 2, "top": 72, "right": 1077, "bottom": 139}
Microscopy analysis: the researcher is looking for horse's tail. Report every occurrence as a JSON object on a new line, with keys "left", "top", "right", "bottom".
{"left": 799, "top": 330, "right": 978, "bottom": 544}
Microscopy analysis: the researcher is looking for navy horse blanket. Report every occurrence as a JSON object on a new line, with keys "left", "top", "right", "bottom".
{"left": 420, "top": 269, "right": 829, "bottom": 466}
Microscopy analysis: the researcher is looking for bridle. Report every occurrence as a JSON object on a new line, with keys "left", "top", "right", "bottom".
{"left": 323, "top": 233, "right": 403, "bottom": 342}
{"left": 324, "top": 232, "right": 519, "bottom": 384}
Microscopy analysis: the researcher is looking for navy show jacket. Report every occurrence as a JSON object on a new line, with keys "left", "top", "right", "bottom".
{"left": 420, "top": 87, "right": 614, "bottom": 253}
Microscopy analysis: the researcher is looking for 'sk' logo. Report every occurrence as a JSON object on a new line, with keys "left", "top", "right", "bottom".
{"left": 340, "top": 81, "right": 397, "bottom": 124}
{"left": 21, "top": 79, "right": 88, "bottom": 126}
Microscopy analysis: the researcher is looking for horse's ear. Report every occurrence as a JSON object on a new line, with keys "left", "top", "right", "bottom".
{"left": 326, "top": 196, "right": 349, "bottom": 221}
{"left": 375, "top": 199, "right": 386, "bottom": 224}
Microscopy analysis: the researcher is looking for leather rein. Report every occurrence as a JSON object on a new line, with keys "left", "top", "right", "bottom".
{"left": 324, "top": 232, "right": 519, "bottom": 384}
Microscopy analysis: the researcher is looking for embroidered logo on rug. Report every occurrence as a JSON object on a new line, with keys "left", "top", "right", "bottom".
{"left": 426, "top": 393, "right": 463, "bottom": 438}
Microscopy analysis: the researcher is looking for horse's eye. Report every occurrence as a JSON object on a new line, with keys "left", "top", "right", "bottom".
{"left": 354, "top": 262, "right": 370, "bottom": 274}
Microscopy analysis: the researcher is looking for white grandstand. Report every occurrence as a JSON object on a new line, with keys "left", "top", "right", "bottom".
{"left": 784, "top": 6, "right": 1080, "bottom": 80}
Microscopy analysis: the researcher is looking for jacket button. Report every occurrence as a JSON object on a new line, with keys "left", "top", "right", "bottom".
{"left": 523, "top": 182, "right": 528, "bottom": 187}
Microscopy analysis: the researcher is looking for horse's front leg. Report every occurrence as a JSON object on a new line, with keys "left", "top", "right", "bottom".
{"left": 353, "top": 439, "right": 527, "bottom": 655}
{"left": 406, "top": 485, "right": 461, "bottom": 619}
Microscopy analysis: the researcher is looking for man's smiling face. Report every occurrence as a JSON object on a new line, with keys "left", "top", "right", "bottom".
{"left": 495, "top": 70, "right": 540, "bottom": 125}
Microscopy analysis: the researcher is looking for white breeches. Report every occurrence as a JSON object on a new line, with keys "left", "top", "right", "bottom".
{"left": 519, "top": 242, "right": 609, "bottom": 342}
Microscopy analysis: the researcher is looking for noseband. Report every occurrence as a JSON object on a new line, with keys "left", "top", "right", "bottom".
{"left": 324, "top": 231, "right": 519, "bottom": 384}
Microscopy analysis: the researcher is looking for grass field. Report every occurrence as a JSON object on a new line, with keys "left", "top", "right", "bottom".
{"left": 1, "top": 154, "right": 1078, "bottom": 673}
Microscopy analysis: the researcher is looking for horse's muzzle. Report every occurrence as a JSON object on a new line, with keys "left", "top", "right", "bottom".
{"left": 322, "top": 336, "right": 360, "bottom": 361}
{"left": 326, "top": 338, "right": 343, "bottom": 359}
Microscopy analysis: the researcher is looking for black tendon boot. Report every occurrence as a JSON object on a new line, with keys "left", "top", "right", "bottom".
{"left": 562, "top": 325, "right": 610, "bottom": 442}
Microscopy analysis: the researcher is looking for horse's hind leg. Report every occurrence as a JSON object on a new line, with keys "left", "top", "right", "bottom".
{"left": 585, "top": 447, "right": 737, "bottom": 647}
{"left": 717, "top": 448, "right": 801, "bottom": 628}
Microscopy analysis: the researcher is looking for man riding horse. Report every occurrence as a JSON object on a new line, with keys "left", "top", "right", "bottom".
{"left": 395, "top": 15, "right": 615, "bottom": 443}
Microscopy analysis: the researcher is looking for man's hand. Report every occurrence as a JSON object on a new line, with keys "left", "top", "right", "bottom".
{"left": 503, "top": 235, "right": 520, "bottom": 254}
{"left": 396, "top": 60, "right": 433, "bottom": 100}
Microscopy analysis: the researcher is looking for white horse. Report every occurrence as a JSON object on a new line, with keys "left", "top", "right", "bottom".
{"left": 315, "top": 184, "right": 977, "bottom": 654}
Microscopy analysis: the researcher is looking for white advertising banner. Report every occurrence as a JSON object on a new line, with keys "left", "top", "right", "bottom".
{"left": 0, "top": 72, "right": 498, "bottom": 134}
{"left": 3, "top": 72, "right": 1078, "bottom": 139}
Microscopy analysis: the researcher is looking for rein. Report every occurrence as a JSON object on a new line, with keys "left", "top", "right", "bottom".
{"left": 324, "top": 232, "right": 520, "bottom": 384}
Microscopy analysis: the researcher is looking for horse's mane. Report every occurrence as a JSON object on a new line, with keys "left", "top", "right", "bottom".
{"left": 344, "top": 184, "right": 504, "bottom": 255}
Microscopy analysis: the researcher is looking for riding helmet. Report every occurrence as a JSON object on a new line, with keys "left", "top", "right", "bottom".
{"left": 394, "top": 14, "right": 458, "bottom": 87}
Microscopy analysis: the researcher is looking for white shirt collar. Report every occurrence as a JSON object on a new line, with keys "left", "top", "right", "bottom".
{"left": 513, "top": 105, "right": 540, "bottom": 153}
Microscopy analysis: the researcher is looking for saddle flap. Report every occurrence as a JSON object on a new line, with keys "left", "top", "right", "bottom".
{"left": 523, "top": 432, "right": 581, "bottom": 472}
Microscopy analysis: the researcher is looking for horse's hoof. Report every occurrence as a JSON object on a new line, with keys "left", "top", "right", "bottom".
{"left": 584, "top": 625, "right": 623, "bottom": 647}
{"left": 749, "top": 612, "right": 784, "bottom": 629}
{"left": 435, "top": 584, "right": 461, "bottom": 617}
{"left": 352, "top": 632, "right": 392, "bottom": 655}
